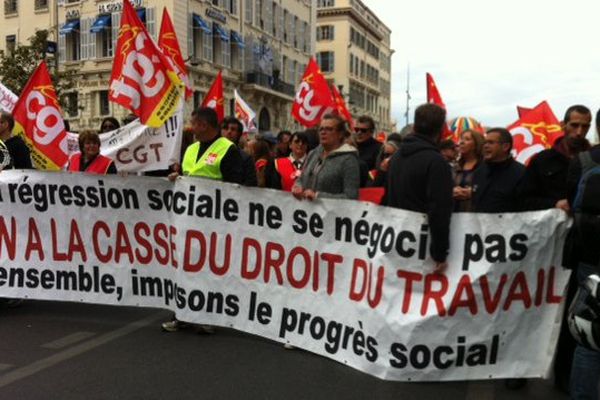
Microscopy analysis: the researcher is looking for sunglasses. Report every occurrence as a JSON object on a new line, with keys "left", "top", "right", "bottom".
{"left": 354, "top": 128, "right": 371, "bottom": 133}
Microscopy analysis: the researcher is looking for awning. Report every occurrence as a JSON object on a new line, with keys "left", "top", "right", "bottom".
{"left": 59, "top": 19, "right": 80, "bottom": 35}
{"left": 192, "top": 14, "right": 211, "bottom": 34}
{"left": 230, "top": 31, "right": 245, "bottom": 48}
{"left": 90, "top": 15, "right": 111, "bottom": 33}
{"left": 136, "top": 8, "right": 146, "bottom": 23}
{"left": 213, "top": 24, "right": 229, "bottom": 42}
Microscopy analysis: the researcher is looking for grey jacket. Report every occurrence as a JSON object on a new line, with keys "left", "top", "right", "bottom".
{"left": 295, "top": 144, "right": 360, "bottom": 199}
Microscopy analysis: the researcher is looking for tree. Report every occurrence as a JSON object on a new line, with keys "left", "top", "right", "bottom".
{"left": 0, "top": 29, "right": 75, "bottom": 103}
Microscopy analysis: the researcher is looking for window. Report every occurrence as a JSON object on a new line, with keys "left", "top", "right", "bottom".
{"left": 212, "top": 0, "right": 219, "bottom": 5}
{"left": 89, "top": 15, "right": 111, "bottom": 58}
{"left": 65, "top": 92, "right": 79, "bottom": 118}
{"left": 289, "top": 60, "right": 296, "bottom": 85}
{"left": 317, "top": 0, "right": 334, "bottom": 7}
{"left": 203, "top": 21, "right": 213, "bottom": 61}
{"left": 99, "top": 91, "right": 110, "bottom": 116}
{"left": 34, "top": 0, "right": 47, "bottom": 11}
{"left": 213, "top": 24, "right": 230, "bottom": 67}
{"left": 4, "top": 0, "right": 17, "bottom": 15}
{"left": 349, "top": 54, "right": 353, "bottom": 75}
{"left": 245, "top": 0, "right": 252, "bottom": 23}
{"left": 283, "top": 10, "right": 288, "bottom": 42}
{"left": 255, "top": 0, "right": 262, "bottom": 28}
{"left": 5, "top": 35, "right": 16, "bottom": 57}
{"left": 228, "top": 0, "right": 237, "bottom": 15}
{"left": 316, "top": 25, "right": 334, "bottom": 41}
{"left": 316, "top": 51, "right": 334, "bottom": 73}
{"left": 60, "top": 19, "right": 81, "bottom": 61}
{"left": 360, "top": 60, "right": 365, "bottom": 78}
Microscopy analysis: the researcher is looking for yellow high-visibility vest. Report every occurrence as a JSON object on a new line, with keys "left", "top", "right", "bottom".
{"left": 182, "top": 137, "right": 234, "bottom": 180}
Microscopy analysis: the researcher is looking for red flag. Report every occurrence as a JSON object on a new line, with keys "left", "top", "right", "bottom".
{"left": 516, "top": 106, "right": 533, "bottom": 118}
{"left": 426, "top": 72, "right": 446, "bottom": 108}
{"left": 201, "top": 71, "right": 225, "bottom": 123}
{"left": 292, "top": 58, "right": 336, "bottom": 128}
{"left": 158, "top": 7, "right": 192, "bottom": 100}
{"left": 425, "top": 73, "right": 452, "bottom": 140}
{"left": 330, "top": 84, "right": 354, "bottom": 130}
{"left": 508, "top": 101, "right": 563, "bottom": 165}
{"left": 12, "top": 61, "right": 69, "bottom": 170}
{"left": 109, "top": 0, "right": 183, "bottom": 128}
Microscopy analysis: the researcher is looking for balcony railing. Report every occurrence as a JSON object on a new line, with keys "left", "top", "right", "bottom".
{"left": 246, "top": 71, "right": 295, "bottom": 97}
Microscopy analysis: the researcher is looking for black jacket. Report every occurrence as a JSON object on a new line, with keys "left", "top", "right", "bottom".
{"left": 472, "top": 158, "right": 525, "bottom": 213}
{"left": 5, "top": 136, "right": 33, "bottom": 169}
{"left": 520, "top": 139, "right": 570, "bottom": 210}
{"left": 385, "top": 133, "right": 453, "bottom": 262}
{"left": 357, "top": 136, "right": 382, "bottom": 171}
{"left": 566, "top": 146, "right": 600, "bottom": 266}
{"left": 239, "top": 149, "right": 258, "bottom": 187}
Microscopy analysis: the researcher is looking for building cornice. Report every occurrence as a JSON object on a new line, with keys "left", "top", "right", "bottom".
{"left": 317, "top": 7, "right": 385, "bottom": 42}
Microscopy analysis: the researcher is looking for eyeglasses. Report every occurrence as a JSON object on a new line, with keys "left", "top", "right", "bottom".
{"left": 102, "top": 125, "right": 115, "bottom": 130}
{"left": 354, "top": 128, "right": 371, "bottom": 134}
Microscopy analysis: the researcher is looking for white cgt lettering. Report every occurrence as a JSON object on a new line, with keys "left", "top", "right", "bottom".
{"left": 111, "top": 32, "right": 166, "bottom": 108}
{"left": 295, "top": 81, "right": 322, "bottom": 122}
{"left": 25, "top": 90, "right": 67, "bottom": 150}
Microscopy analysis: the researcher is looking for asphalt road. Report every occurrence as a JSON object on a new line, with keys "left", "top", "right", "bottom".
{"left": 0, "top": 300, "right": 568, "bottom": 400}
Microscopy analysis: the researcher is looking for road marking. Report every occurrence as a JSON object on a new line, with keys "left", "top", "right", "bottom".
{"left": 41, "top": 332, "right": 96, "bottom": 350}
{"left": 0, "top": 364, "right": 13, "bottom": 372}
{"left": 466, "top": 380, "right": 495, "bottom": 400}
{"left": 0, "top": 311, "right": 167, "bottom": 389}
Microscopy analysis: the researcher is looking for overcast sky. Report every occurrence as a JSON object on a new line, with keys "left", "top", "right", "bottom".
{"left": 362, "top": 0, "right": 600, "bottom": 133}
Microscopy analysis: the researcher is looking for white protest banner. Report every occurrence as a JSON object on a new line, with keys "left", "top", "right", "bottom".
{"left": 66, "top": 106, "right": 183, "bottom": 172}
{"left": 0, "top": 82, "right": 18, "bottom": 112}
{"left": 0, "top": 171, "right": 571, "bottom": 381}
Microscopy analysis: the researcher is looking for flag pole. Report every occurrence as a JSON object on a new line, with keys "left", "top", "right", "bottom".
{"left": 404, "top": 62, "right": 411, "bottom": 126}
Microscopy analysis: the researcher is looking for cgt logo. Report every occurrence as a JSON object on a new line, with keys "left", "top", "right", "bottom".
{"left": 111, "top": 32, "right": 166, "bottom": 111}
{"left": 25, "top": 87, "right": 68, "bottom": 154}
{"left": 294, "top": 81, "right": 323, "bottom": 122}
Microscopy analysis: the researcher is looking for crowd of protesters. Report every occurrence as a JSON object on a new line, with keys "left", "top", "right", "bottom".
{"left": 1, "top": 103, "right": 600, "bottom": 399}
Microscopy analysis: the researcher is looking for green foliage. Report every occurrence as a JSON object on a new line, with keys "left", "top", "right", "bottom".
{"left": 0, "top": 29, "right": 75, "bottom": 100}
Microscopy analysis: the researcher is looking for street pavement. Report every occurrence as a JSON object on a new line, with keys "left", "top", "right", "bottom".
{"left": 0, "top": 300, "right": 569, "bottom": 400}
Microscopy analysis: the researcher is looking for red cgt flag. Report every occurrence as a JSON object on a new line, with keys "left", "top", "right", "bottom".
{"left": 331, "top": 84, "right": 354, "bottom": 130}
{"left": 201, "top": 71, "right": 225, "bottom": 123}
{"left": 292, "top": 58, "right": 335, "bottom": 128}
{"left": 109, "top": 0, "right": 183, "bottom": 128}
{"left": 508, "top": 101, "right": 563, "bottom": 165}
{"left": 158, "top": 7, "right": 192, "bottom": 100}
{"left": 12, "top": 61, "right": 69, "bottom": 170}
{"left": 426, "top": 73, "right": 453, "bottom": 140}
